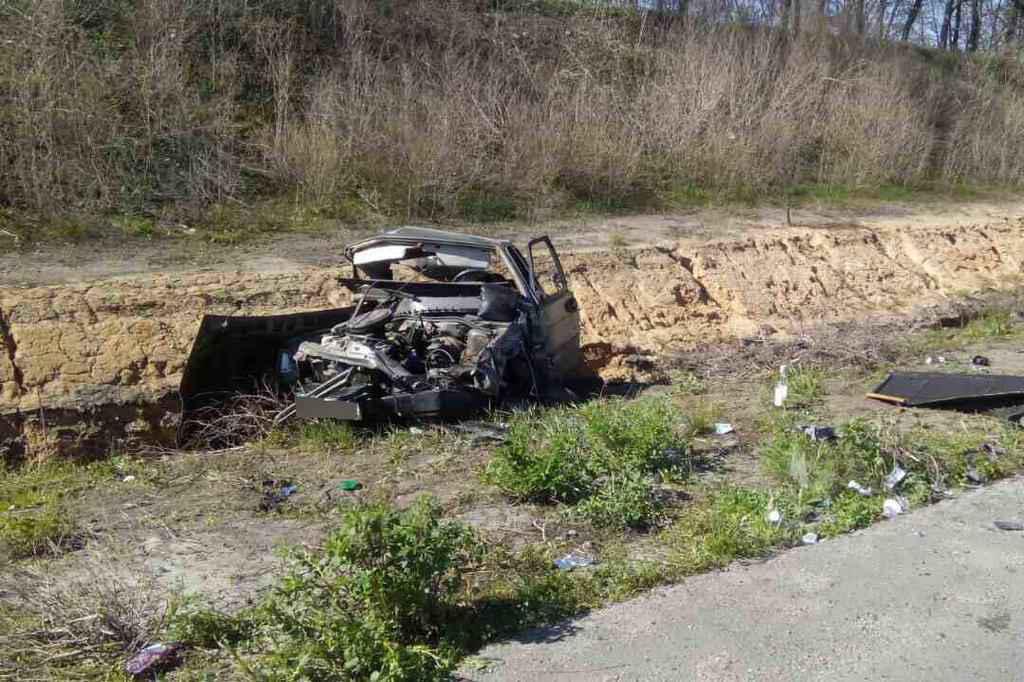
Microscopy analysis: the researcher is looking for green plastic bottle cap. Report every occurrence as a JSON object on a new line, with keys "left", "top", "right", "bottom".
{"left": 339, "top": 480, "right": 362, "bottom": 491}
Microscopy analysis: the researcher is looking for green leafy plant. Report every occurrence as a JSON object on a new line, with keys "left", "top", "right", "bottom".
{"left": 248, "top": 497, "right": 482, "bottom": 681}
{"left": 486, "top": 398, "right": 686, "bottom": 528}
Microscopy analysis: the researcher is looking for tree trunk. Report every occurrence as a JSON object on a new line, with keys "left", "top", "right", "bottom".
{"left": 793, "top": 0, "right": 802, "bottom": 33}
{"left": 781, "top": 0, "right": 793, "bottom": 31}
{"left": 1010, "top": 0, "right": 1024, "bottom": 42}
{"left": 901, "top": 0, "right": 924, "bottom": 39}
{"left": 939, "top": 0, "right": 955, "bottom": 47}
{"left": 967, "top": 0, "right": 981, "bottom": 50}
{"left": 855, "top": 0, "right": 866, "bottom": 34}
{"left": 952, "top": 0, "right": 963, "bottom": 49}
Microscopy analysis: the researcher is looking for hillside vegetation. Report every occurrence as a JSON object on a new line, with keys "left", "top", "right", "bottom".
{"left": 1, "top": 0, "right": 1023, "bottom": 232}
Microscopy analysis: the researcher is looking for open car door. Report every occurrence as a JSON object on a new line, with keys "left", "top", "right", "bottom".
{"left": 528, "top": 236, "right": 583, "bottom": 378}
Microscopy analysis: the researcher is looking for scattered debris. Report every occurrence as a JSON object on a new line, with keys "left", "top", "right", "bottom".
{"left": 883, "top": 464, "right": 907, "bottom": 491}
{"left": 554, "top": 551, "right": 596, "bottom": 571}
{"left": 965, "top": 467, "right": 988, "bottom": 484}
{"left": 260, "top": 479, "right": 298, "bottom": 512}
{"left": 122, "top": 475, "right": 136, "bottom": 483}
{"left": 338, "top": 479, "right": 362, "bottom": 492}
{"left": 994, "top": 520, "right": 1024, "bottom": 531}
{"left": 982, "top": 442, "right": 1004, "bottom": 462}
{"left": 802, "top": 532, "right": 820, "bottom": 545}
{"left": 799, "top": 425, "right": 837, "bottom": 441}
{"left": 766, "top": 509, "right": 783, "bottom": 525}
{"left": 868, "top": 372, "right": 1024, "bottom": 421}
{"left": 409, "top": 426, "right": 425, "bottom": 435}
{"left": 125, "top": 643, "right": 183, "bottom": 678}
{"left": 882, "top": 497, "right": 908, "bottom": 518}
{"left": 925, "top": 355, "right": 947, "bottom": 365}
{"left": 847, "top": 480, "right": 874, "bottom": 497}
{"left": 972, "top": 355, "right": 991, "bottom": 367}
{"left": 713, "top": 422, "right": 735, "bottom": 435}
{"left": 450, "top": 421, "right": 510, "bottom": 443}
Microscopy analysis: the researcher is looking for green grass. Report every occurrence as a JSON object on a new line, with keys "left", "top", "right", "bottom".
{"left": 296, "top": 419, "right": 360, "bottom": 455}
{"left": 485, "top": 397, "right": 687, "bottom": 528}
{"left": 666, "top": 487, "right": 799, "bottom": 574}
{"left": 668, "top": 369, "right": 707, "bottom": 396}
{"left": 909, "top": 308, "right": 1020, "bottom": 354}
{"left": 0, "top": 460, "right": 117, "bottom": 558}
{"left": 458, "top": 192, "right": 520, "bottom": 223}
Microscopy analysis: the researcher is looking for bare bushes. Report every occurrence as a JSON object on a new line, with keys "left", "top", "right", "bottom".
{"left": 1, "top": 549, "right": 167, "bottom": 672}
{"left": 941, "top": 63, "right": 1024, "bottom": 186}
{"left": 2, "top": 0, "right": 1024, "bottom": 224}
{"left": 0, "top": 0, "right": 240, "bottom": 213}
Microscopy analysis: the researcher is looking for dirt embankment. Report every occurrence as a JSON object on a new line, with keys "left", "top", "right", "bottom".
{"left": 1, "top": 220, "right": 1022, "bottom": 455}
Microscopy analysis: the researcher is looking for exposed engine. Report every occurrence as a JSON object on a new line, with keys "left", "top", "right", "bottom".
{"left": 276, "top": 285, "right": 530, "bottom": 420}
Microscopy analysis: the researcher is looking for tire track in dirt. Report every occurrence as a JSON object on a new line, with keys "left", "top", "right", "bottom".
{"left": 0, "top": 220, "right": 1022, "bottom": 456}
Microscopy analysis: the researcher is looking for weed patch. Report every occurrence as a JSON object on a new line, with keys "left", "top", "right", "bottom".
{"left": 240, "top": 498, "right": 481, "bottom": 680}
{"left": 0, "top": 461, "right": 115, "bottom": 558}
{"left": 485, "top": 397, "right": 687, "bottom": 528}
{"left": 667, "top": 487, "right": 799, "bottom": 574}
{"left": 296, "top": 419, "right": 360, "bottom": 455}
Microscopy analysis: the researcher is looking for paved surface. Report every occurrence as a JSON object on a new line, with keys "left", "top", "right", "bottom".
{"left": 464, "top": 478, "right": 1024, "bottom": 681}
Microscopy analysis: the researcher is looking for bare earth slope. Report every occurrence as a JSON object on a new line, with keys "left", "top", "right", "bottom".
{"left": 3, "top": 218, "right": 1023, "bottom": 418}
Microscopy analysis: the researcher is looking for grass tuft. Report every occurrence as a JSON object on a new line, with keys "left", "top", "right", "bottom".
{"left": 666, "top": 487, "right": 798, "bottom": 574}
{"left": 485, "top": 397, "right": 687, "bottom": 528}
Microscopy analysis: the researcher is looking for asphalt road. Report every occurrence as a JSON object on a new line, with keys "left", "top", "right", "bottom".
{"left": 464, "top": 478, "right": 1024, "bottom": 681}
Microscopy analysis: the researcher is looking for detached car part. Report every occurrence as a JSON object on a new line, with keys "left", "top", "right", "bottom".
{"left": 179, "top": 228, "right": 584, "bottom": 431}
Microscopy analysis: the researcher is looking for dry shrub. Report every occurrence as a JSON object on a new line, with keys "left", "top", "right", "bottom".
{"left": 2, "top": 0, "right": 1024, "bottom": 222}
{"left": 816, "top": 59, "right": 935, "bottom": 186}
{"left": 941, "top": 63, "right": 1024, "bottom": 185}
{"left": 1, "top": 548, "right": 167, "bottom": 671}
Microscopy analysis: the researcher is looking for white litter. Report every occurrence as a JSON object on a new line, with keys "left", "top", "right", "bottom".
{"left": 882, "top": 496, "right": 908, "bottom": 519}
{"left": 766, "top": 509, "right": 783, "bottom": 525}
{"left": 713, "top": 423, "right": 735, "bottom": 435}
{"left": 847, "top": 480, "right": 873, "bottom": 497}
{"left": 884, "top": 464, "right": 907, "bottom": 491}
{"left": 802, "top": 532, "right": 819, "bottom": 545}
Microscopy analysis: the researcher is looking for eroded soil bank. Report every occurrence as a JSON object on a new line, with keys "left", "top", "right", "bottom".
{"left": 1, "top": 218, "right": 1022, "bottom": 456}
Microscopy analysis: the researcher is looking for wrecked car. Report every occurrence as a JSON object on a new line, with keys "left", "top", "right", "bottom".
{"left": 180, "top": 228, "right": 584, "bottom": 428}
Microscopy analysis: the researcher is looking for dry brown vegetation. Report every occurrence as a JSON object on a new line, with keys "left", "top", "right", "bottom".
{"left": 1, "top": 0, "right": 1023, "bottom": 229}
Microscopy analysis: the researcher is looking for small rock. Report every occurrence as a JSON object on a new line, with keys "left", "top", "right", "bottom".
{"left": 994, "top": 520, "right": 1024, "bottom": 531}
{"left": 972, "top": 355, "right": 991, "bottom": 367}
{"left": 802, "top": 532, "right": 819, "bottom": 545}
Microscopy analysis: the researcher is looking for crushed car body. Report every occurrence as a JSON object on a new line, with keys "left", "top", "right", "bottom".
{"left": 179, "top": 227, "right": 584, "bottom": 430}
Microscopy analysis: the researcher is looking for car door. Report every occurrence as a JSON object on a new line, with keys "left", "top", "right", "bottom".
{"left": 527, "top": 236, "right": 583, "bottom": 378}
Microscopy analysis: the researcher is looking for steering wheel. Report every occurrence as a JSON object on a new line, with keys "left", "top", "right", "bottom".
{"left": 452, "top": 268, "right": 503, "bottom": 283}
